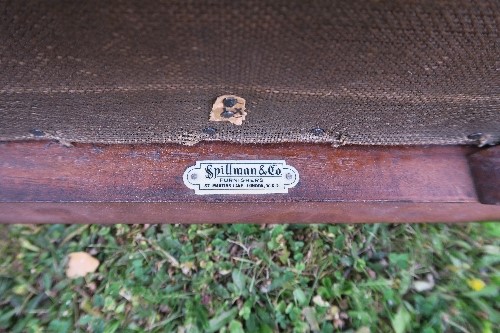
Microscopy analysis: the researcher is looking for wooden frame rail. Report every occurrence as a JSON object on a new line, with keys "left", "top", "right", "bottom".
{"left": 0, "top": 141, "right": 498, "bottom": 223}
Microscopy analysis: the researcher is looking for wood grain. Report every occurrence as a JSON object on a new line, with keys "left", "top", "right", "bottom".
{"left": 0, "top": 141, "right": 498, "bottom": 223}
{"left": 0, "top": 141, "right": 478, "bottom": 202}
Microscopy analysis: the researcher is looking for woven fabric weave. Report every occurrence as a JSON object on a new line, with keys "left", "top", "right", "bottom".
{"left": 1, "top": 0, "right": 499, "bottom": 146}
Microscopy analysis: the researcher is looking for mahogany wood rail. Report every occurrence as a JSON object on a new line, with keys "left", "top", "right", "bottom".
{"left": 0, "top": 141, "right": 498, "bottom": 223}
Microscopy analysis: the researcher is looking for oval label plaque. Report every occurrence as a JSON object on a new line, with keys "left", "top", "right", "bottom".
{"left": 183, "top": 160, "right": 299, "bottom": 195}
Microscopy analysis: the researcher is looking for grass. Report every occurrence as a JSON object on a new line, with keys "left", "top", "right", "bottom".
{"left": 0, "top": 223, "right": 499, "bottom": 333}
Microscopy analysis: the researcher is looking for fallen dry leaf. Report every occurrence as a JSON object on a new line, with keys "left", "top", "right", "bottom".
{"left": 356, "top": 327, "right": 371, "bottom": 333}
{"left": 412, "top": 273, "right": 435, "bottom": 292}
{"left": 312, "top": 295, "right": 330, "bottom": 307}
{"left": 302, "top": 307, "right": 320, "bottom": 332}
{"left": 66, "top": 252, "right": 100, "bottom": 278}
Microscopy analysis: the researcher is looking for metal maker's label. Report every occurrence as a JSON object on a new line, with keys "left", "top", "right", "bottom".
{"left": 183, "top": 160, "right": 299, "bottom": 195}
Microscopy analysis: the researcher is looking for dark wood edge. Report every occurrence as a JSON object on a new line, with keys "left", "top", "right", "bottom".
{"left": 467, "top": 146, "right": 500, "bottom": 205}
{"left": 1, "top": 202, "right": 499, "bottom": 224}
